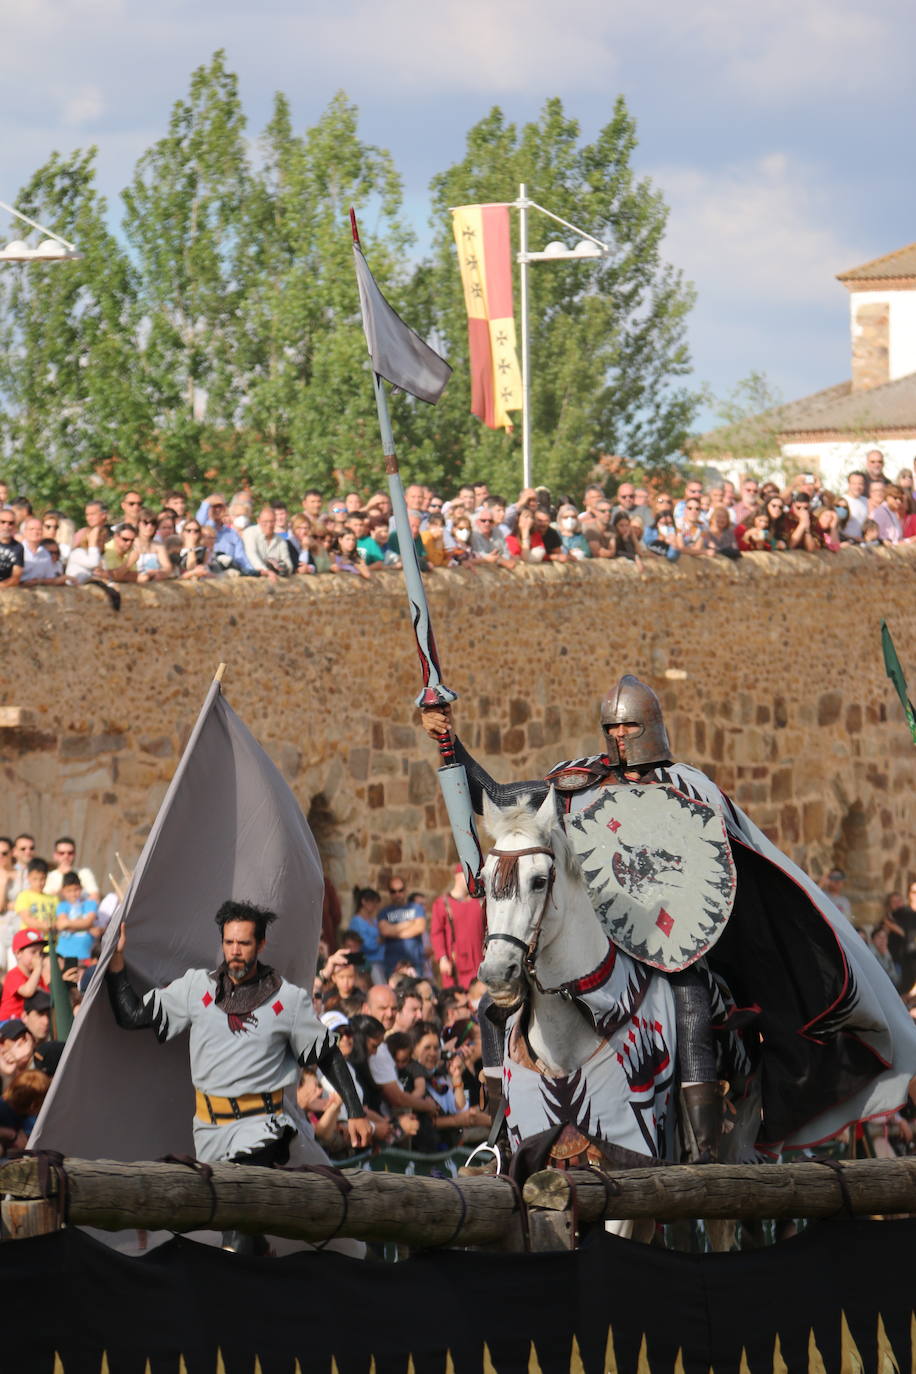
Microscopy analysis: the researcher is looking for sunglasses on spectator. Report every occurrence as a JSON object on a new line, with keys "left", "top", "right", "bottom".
{"left": 478, "top": 518, "right": 493, "bottom": 524}
{"left": 140, "top": 517, "right": 156, "bottom": 525}
{"left": 209, "top": 502, "right": 225, "bottom": 510}
{"left": 389, "top": 886, "right": 405, "bottom": 896}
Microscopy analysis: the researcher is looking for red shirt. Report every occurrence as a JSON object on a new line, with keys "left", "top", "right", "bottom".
{"left": 430, "top": 894, "right": 487, "bottom": 989}
{"left": 0, "top": 967, "right": 49, "bottom": 1022}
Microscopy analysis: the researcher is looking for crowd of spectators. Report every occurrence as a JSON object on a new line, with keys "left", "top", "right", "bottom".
{"left": 1, "top": 447, "right": 913, "bottom": 596}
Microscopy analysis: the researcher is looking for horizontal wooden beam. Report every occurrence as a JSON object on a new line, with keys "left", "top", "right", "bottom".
{"left": 1, "top": 1156, "right": 914, "bottom": 1247}
{"left": 522, "top": 1158, "right": 916, "bottom": 1223}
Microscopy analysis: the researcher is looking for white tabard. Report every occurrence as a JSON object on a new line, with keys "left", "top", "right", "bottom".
{"left": 143, "top": 969, "right": 331, "bottom": 1163}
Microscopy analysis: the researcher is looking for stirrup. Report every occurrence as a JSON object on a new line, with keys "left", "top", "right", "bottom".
{"left": 463, "top": 1141, "right": 502, "bottom": 1174}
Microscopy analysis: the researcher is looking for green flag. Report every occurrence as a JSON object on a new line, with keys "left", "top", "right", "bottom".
{"left": 881, "top": 619, "right": 916, "bottom": 745}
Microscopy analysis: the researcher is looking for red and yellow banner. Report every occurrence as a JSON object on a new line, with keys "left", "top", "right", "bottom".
{"left": 451, "top": 204, "right": 522, "bottom": 431}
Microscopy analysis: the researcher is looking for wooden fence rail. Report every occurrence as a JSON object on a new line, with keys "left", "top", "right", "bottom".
{"left": 1, "top": 1157, "right": 915, "bottom": 1248}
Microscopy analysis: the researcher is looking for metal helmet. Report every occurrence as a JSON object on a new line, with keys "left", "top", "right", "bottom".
{"left": 599, "top": 675, "right": 671, "bottom": 767}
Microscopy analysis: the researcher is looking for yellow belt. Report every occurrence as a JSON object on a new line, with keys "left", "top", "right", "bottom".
{"left": 195, "top": 1088, "right": 284, "bottom": 1124}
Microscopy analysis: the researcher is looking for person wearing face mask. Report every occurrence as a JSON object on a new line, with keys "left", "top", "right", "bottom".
{"left": 645, "top": 496, "right": 682, "bottom": 561}
{"left": 556, "top": 504, "right": 592, "bottom": 560}
{"left": 446, "top": 515, "right": 475, "bottom": 565}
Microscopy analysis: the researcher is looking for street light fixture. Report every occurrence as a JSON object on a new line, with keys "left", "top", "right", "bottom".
{"left": 515, "top": 183, "right": 608, "bottom": 486}
{"left": 0, "top": 199, "right": 82, "bottom": 263}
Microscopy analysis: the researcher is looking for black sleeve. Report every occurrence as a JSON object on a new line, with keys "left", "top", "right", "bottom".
{"left": 314, "top": 1041, "right": 367, "bottom": 1120}
{"left": 452, "top": 736, "right": 550, "bottom": 815}
{"left": 106, "top": 967, "right": 157, "bottom": 1031}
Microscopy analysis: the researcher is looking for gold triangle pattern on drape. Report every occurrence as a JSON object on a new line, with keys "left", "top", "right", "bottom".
{"left": 47, "top": 1312, "right": 916, "bottom": 1373}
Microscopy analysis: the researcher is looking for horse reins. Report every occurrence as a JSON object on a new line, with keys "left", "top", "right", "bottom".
{"left": 483, "top": 845, "right": 562, "bottom": 996}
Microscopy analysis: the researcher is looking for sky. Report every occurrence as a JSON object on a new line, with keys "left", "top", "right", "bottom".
{"left": 1, "top": 0, "right": 914, "bottom": 429}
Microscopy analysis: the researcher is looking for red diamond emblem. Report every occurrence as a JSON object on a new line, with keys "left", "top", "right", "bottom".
{"left": 606, "top": 818, "right": 621, "bottom": 833}
{"left": 656, "top": 908, "right": 674, "bottom": 937}
{"left": 272, "top": 1000, "right": 284, "bottom": 1016}
{"left": 202, "top": 992, "right": 213, "bottom": 1007}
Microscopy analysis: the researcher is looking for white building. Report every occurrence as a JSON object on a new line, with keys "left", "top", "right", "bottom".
{"left": 703, "top": 242, "right": 916, "bottom": 491}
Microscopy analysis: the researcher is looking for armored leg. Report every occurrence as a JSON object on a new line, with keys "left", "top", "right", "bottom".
{"left": 671, "top": 966, "right": 722, "bottom": 1164}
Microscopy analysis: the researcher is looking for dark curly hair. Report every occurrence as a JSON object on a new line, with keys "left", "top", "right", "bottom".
{"left": 214, "top": 900, "right": 277, "bottom": 943}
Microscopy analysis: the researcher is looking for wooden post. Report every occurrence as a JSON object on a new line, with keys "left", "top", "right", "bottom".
{"left": 1, "top": 1198, "right": 60, "bottom": 1240}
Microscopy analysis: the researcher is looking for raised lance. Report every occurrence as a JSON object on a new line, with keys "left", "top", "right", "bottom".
{"left": 350, "top": 208, "right": 483, "bottom": 894}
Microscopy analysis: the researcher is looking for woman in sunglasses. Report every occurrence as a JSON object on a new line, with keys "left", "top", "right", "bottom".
{"left": 177, "top": 521, "right": 212, "bottom": 579}
{"left": 134, "top": 510, "right": 173, "bottom": 580}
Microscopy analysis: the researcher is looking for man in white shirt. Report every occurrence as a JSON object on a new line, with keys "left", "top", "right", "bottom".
{"left": 360, "top": 983, "right": 436, "bottom": 1119}
{"left": 19, "top": 518, "right": 64, "bottom": 587}
{"left": 242, "top": 506, "right": 295, "bottom": 579}
{"left": 844, "top": 471, "right": 868, "bottom": 539}
{"left": 44, "top": 837, "right": 100, "bottom": 903}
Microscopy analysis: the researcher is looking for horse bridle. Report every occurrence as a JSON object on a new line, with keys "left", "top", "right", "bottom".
{"left": 482, "top": 845, "right": 559, "bottom": 994}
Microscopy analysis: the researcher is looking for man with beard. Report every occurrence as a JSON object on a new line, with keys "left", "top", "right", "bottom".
{"left": 421, "top": 678, "right": 916, "bottom": 1159}
{"left": 106, "top": 899, "right": 370, "bottom": 1170}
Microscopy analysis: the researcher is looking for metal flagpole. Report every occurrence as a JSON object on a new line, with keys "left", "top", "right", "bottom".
{"left": 518, "top": 182, "right": 532, "bottom": 489}
{"left": 351, "top": 211, "right": 484, "bottom": 895}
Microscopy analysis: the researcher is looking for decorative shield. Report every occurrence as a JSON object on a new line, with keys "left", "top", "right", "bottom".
{"left": 564, "top": 784, "right": 736, "bottom": 972}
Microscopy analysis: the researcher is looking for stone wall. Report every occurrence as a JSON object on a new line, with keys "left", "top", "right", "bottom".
{"left": 2, "top": 544, "right": 915, "bottom": 925}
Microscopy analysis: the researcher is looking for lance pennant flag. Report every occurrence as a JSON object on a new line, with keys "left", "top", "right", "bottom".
{"left": 353, "top": 242, "right": 451, "bottom": 405}
{"left": 881, "top": 619, "right": 916, "bottom": 744}
{"left": 452, "top": 203, "right": 523, "bottom": 431}
{"left": 30, "top": 673, "right": 327, "bottom": 1166}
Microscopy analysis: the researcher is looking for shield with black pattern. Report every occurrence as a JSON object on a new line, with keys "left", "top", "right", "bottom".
{"left": 564, "top": 784, "right": 736, "bottom": 971}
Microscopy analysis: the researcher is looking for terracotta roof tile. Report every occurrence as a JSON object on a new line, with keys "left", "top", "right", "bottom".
{"left": 837, "top": 242, "right": 916, "bottom": 283}
{"left": 777, "top": 371, "right": 916, "bottom": 434}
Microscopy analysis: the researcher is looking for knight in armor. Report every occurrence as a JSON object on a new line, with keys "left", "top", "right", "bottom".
{"left": 422, "top": 677, "right": 916, "bottom": 1159}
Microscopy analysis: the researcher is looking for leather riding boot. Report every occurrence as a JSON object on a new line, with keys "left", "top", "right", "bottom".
{"left": 484, "top": 1074, "right": 504, "bottom": 1122}
{"left": 681, "top": 1082, "right": 723, "bottom": 1164}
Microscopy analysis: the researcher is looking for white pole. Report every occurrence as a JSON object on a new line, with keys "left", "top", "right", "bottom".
{"left": 518, "top": 182, "right": 532, "bottom": 489}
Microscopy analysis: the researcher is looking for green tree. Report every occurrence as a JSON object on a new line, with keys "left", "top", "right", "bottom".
{"left": 691, "top": 371, "right": 788, "bottom": 479}
{"left": 121, "top": 50, "right": 251, "bottom": 489}
{"left": 0, "top": 149, "right": 145, "bottom": 507}
{"left": 231, "top": 90, "right": 413, "bottom": 498}
{"left": 412, "top": 98, "right": 699, "bottom": 499}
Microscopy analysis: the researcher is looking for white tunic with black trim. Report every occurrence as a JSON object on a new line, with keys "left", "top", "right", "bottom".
{"left": 142, "top": 969, "right": 331, "bottom": 1163}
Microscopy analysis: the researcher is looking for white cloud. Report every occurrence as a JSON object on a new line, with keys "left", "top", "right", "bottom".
{"left": 59, "top": 83, "right": 105, "bottom": 127}
{"left": 667, "top": 0, "right": 900, "bottom": 98}
{"left": 654, "top": 152, "right": 869, "bottom": 308}
{"left": 306, "top": 0, "right": 616, "bottom": 94}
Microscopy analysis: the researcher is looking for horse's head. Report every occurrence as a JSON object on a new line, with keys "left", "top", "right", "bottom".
{"left": 479, "top": 789, "right": 569, "bottom": 1006}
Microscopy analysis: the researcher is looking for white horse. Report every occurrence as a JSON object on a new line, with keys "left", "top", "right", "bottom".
{"left": 479, "top": 790, "right": 678, "bottom": 1179}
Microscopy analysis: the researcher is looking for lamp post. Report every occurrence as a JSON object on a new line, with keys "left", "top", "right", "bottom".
{"left": 514, "top": 184, "right": 607, "bottom": 488}
{"left": 0, "top": 199, "right": 82, "bottom": 263}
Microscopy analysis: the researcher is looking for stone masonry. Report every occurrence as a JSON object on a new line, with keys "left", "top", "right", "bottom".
{"left": 1, "top": 544, "right": 914, "bottom": 925}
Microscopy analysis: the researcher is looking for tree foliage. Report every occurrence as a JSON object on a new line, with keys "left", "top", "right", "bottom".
{"left": 0, "top": 59, "right": 700, "bottom": 506}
